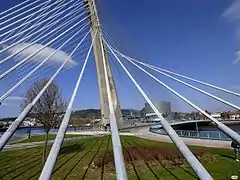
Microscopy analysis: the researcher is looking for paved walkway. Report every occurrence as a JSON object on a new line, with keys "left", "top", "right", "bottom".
{"left": 131, "top": 127, "right": 232, "bottom": 149}
{"left": 3, "top": 132, "right": 135, "bottom": 151}
{"left": 67, "top": 131, "right": 135, "bottom": 136}
{"left": 3, "top": 129, "right": 233, "bottom": 151}
{"left": 3, "top": 136, "right": 92, "bottom": 151}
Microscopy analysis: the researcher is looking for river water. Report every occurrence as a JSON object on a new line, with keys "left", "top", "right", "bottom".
{"left": 197, "top": 123, "right": 240, "bottom": 132}
{"left": 0, "top": 128, "right": 57, "bottom": 142}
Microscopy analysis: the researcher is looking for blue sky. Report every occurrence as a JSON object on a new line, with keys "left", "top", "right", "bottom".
{"left": 0, "top": 0, "right": 240, "bottom": 118}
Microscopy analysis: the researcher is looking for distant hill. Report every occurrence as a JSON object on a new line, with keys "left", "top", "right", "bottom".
{"left": 0, "top": 109, "right": 141, "bottom": 125}
{"left": 72, "top": 109, "right": 141, "bottom": 119}
{"left": 0, "top": 117, "right": 17, "bottom": 121}
{"left": 72, "top": 109, "right": 101, "bottom": 119}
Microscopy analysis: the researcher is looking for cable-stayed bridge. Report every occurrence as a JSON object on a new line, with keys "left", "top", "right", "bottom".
{"left": 0, "top": 0, "right": 240, "bottom": 179}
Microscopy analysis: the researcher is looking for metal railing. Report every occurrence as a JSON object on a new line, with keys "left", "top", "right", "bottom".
{"left": 149, "top": 127, "right": 238, "bottom": 141}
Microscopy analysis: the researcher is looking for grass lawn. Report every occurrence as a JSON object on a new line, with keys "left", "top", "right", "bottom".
{"left": 0, "top": 135, "right": 239, "bottom": 179}
{"left": 11, "top": 134, "right": 86, "bottom": 144}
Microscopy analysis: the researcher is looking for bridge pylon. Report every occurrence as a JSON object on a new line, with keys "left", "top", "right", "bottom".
{"left": 84, "top": 0, "right": 123, "bottom": 129}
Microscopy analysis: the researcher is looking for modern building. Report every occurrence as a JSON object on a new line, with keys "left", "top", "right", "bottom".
{"left": 142, "top": 101, "right": 172, "bottom": 122}
{"left": 122, "top": 109, "right": 141, "bottom": 127}
{"left": 145, "top": 112, "right": 162, "bottom": 123}
{"left": 211, "top": 113, "right": 222, "bottom": 120}
{"left": 143, "top": 101, "right": 171, "bottom": 115}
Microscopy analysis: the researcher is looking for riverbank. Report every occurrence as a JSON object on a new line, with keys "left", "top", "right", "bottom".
{"left": 3, "top": 135, "right": 91, "bottom": 151}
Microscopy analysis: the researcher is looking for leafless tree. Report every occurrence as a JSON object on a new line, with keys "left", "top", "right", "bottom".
{"left": 21, "top": 79, "right": 66, "bottom": 163}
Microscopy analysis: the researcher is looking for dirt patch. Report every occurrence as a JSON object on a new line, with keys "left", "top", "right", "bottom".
{"left": 92, "top": 147, "right": 213, "bottom": 168}
{"left": 59, "top": 143, "right": 84, "bottom": 154}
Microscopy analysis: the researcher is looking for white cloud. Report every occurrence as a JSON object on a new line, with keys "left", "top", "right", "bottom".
{"left": 222, "top": 0, "right": 240, "bottom": 64}
{"left": 5, "top": 96, "right": 26, "bottom": 101}
{"left": 5, "top": 43, "right": 77, "bottom": 68}
{"left": 229, "top": 85, "right": 240, "bottom": 92}
{"left": 222, "top": 0, "right": 240, "bottom": 22}
{"left": 234, "top": 50, "right": 240, "bottom": 64}
{"left": 1, "top": 102, "right": 15, "bottom": 107}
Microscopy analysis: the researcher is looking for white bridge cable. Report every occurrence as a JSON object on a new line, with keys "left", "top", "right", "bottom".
{"left": 28, "top": 18, "right": 89, "bottom": 51}
{"left": 24, "top": 57, "right": 89, "bottom": 87}
{"left": 99, "top": 40, "right": 127, "bottom": 180}
{"left": 17, "top": 47, "right": 92, "bottom": 96}
{"left": 17, "top": 41, "right": 92, "bottom": 80}
{"left": 7, "top": 1, "right": 66, "bottom": 81}
{"left": 0, "top": 29, "right": 91, "bottom": 151}
{"left": 0, "top": 0, "right": 44, "bottom": 20}
{"left": 59, "top": 34, "right": 93, "bottom": 52}
{"left": 23, "top": 65, "right": 58, "bottom": 85}
{"left": 4, "top": 13, "right": 94, "bottom": 84}
{"left": 36, "top": 25, "right": 91, "bottom": 54}
{"left": 0, "top": 13, "right": 90, "bottom": 75}
{"left": 101, "top": 25, "right": 240, "bottom": 97}
{"left": 102, "top": 26, "right": 152, "bottom": 90}
{"left": 0, "top": 9, "right": 89, "bottom": 67}
{"left": 9, "top": 0, "right": 73, "bottom": 44}
{"left": 101, "top": 25, "right": 121, "bottom": 52}
{"left": 13, "top": 19, "right": 93, "bottom": 84}
{"left": 15, "top": 0, "right": 84, "bottom": 44}
{"left": 105, "top": 40, "right": 213, "bottom": 180}
{"left": 21, "top": 63, "right": 63, "bottom": 87}
{"left": 14, "top": 34, "right": 92, "bottom": 95}
{"left": 16, "top": 60, "right": 38, "bottom": 78}
{"left": 24, "top": 51, "right": 93, "bottom": 87}
{"left": 115, "top": 54, "right": 240, "bottom": 98}
{"left": 0, "top": 0, "right": 70, "bottom": 28}
{"left": 102, "top": 29, "right": 130, "bottom": 90}
{"left": 0, "top": 0, "right": 84, "bottom": 44}
{"left": 110, "top": 46, "right": 240, "bottom": 145}
{"left": 16, "top": 34, "right": 90, "bottom": 79}
{"left": 0, "top": 28, "right": 91, "bottom": 103}
{"left": 1, "top": 0, "right": 53, "bottom": 42}
{"left": 84, "top": 3, "right": 128, "bottom": 177}
{"left": 111, "top": 50, "right": 240, "bottom": 111}
{"left": 0, "top": 8, "right": 85, "bottom": 61}
{"left": 137, "top": 61, "right": 240, "bottom": 111}
{"left": 39, "top": 32, "right": 95, "bottom": 180}
{"left": 0, "top": 0, "right": 62, "bottom": 27}
{"left": 151, "top": 65, "right": 240, "bottom": 98}
{"left": 88, "top": 0, "right": 128, "bottom": 176}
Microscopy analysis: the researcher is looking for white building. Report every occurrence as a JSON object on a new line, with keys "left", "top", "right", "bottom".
{"left": 145, "top": 112, "right": 163, "bottom": 123}
{"left": 229, "top": 111, "right": 240, "bottom": 120}
{"left": 23, "top": 120, "right": 35, "bottom": 126}
{"left": 211, "top": 113, "right": 222, "bottom": 120}
{"left": 144, "top": 101, "right": 171, "bottom": 116}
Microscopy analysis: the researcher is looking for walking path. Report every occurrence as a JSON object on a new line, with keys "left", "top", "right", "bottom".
{"left": 3, "top": 131, "right": 135, "bottom": 151}
{"left": 3, "top": 136, "right": 92, "bottom": 151}
{"left": 131, "top": 127, "right": 232, "bottom": 149}
{"left": 3, "top": 128, "right": 233, "bottom": 151}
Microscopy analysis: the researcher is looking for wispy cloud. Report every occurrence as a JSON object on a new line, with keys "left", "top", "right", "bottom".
{"left": 233, "top": 50, "right": 240, "bottom": 64}
{"left": 222, "top": 0, "right": 240, "bottom": 64}
{"left": 5, "top": 43, "right": 77, "bottom": 68}
{"left": 222, "top": 0, "right": 240, "bottom": 22}
{"left": 5, "top": 96, "right": 26, "bottom": 101}
{"left": 1, "top": 102, "right": 15, "bottom": 107}
{"left": 229, "top": 85, "right": 240, "bottom": 92}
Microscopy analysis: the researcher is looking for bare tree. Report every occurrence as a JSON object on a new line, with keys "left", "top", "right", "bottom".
{"left": 21, "top": 79, "right": 66, "bottom": 163}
